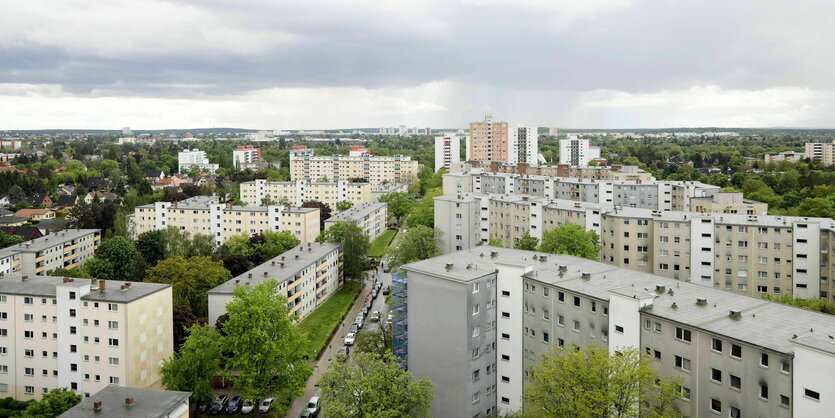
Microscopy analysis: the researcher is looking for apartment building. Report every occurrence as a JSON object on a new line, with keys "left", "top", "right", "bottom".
{"left": 507, "top": 125, "right": 538, "bottom": 166}
{"left": 370, "top": 182, "right": 409, "bottom": 202}
{"left": 765, "top": 151, "right": 806, "bottom": 164}
{"left": 0, "top": 276, "right": 172, "bottom": 401}
{"left": 239, "top": 179, "right": 372, "bottom": 208}
{"left": 232, "top": 145, "right": 260, "bottom": 170}
{"left": 804, "top": 140, "right": 835, "bottom": 165}
{"left": 434, "top": 194, "right": 486, "bottom": 254}
{"left": 133, "top": 196, "right": 320, "bottom": 245}
{"left": 691, "top": 192, "right": 768, "bottom": 215}
{"left": 0, "top": 230, "right": 101, "bottom": 277}
{"left": 453, "top": 161, "right": 654, "bottom": 182}
{"left": 324, "top": 202, "right": 387, "bottom": 241}
{"left": 400, "top": 247, "right": 835, "bottom": 418}
{"left": 468, "top": 115, "right": 509, "bottom": 164}
{"left": 559, "top": 136, "right": 601, "bottom": 166}
{"left": 61, "top": 386, "right": 189, "bottom": 418}
{"left": 434, "top": 132, "right": 461, "bottom": 172}
{"left": 207, "top": 242, "right": 342, "bottom": 324}
{"left": 177, "top": 149, "right": 218, "bottom": 173}
{"left": 288, "top": 147, "right": 419, "bottom": 188}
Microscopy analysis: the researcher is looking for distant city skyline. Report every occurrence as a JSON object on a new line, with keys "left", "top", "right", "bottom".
{"left": 1, "top": 1, "right": 833, "bottom": 130}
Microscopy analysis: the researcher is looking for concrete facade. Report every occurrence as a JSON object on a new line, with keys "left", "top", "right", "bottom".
{"left": 240, "top": 179, "right": 372, "bottom": 208}
{"left": 288, "top": 148, "right": 419, "bottom": 188}
{"left": 324, "top": 202, "right": 388, "bottom": 241}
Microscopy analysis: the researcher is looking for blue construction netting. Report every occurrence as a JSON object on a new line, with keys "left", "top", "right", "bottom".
{"left": 391, "top": 271, "right": 408, "bottom": 368}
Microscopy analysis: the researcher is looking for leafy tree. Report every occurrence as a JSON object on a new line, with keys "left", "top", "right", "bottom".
{"left": 159, "top": 227, "right": 216, "bottom": 259}
{"left": 20, "top": 388, "right": 81, "bottom": 417}
{"left": 319, "top": 222, "right": 369, "bottom": 282}
{"left": 250, "top": 230, "right": 300, "bottom": 264}
{"left": 302, "top": 200, "right": 332, "bottom": 230}
{"left": 513, "top": 232, "right": 539, "bottom": 251}
{"left": 379, "top": 192, "right": 414, "bottom": 223}
{"left": 539, "top": 223, "right": 600, "bottom": 260}
{"left": 335, "top": 200, "right": 354, "bottom": 212}
{"left": 160, "top": 324, "right": 224, "bottom": 407}
{"left": 353, "top": 328, "right": 391, "bottom": 358}
{"left": 222, "top": 253, "right": 253, "bottom": 277}
{"left": 403, "top": 191, "right": 439, "bottom": 229}
{"left": 82, "top": 257, "right": 114, "bottom": 281}
{"left": 92, "top": 236, "right": 137, "bottom": 281}
{"left": 223, "top": 280, "right": 310, "bottom": 401}
{"left": 385, "top": 225, "right": 440, "bottom": 270}
{"left": 0, "top": 231, "right": 23, "bottom": 249}
{"left": 488, "top": 236, "right": 504, "bottom": 247}
{"left": 792, "top": 197, "right": 835, "bottom": 219}
{"left": 144, "top": 256, "right": 231, "bottom": 318}
{"left": 172, "top": 305, "right": 198, "bottom": 352}
{"left": 6, "top": 185, "right": 25, "bottom": 206}
{"left": 135, "top": 229, "right": 166, "bottom": 266}
{"left": 320, "top": 352, "right": 433, "bottom": 418}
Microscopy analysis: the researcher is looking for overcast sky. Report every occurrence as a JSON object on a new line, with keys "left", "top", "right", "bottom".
{"left": 1, "top": 0, "right": 833, "bottom": 130}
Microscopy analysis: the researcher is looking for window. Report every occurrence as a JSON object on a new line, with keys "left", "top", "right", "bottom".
{"left": 780, "top": 395, "right": 790, "bottom": 407}
{"left": 712, "top": 338, "right": 723, "bottom": 352}
{"left": 760, "top": 384, "right": 769, "bottom": 399}
{"left": 472, "top": 304, "right": 480, "bottom": 315}
{"left": 501, "top": 312, "right": 510, "bottom": 318}
{"left": 730, "top": 374, "right": 741, "bottom": 390}
{"left": 109, "top": 376, "right": 119, "bottom": 385}
{"left": 615, "top": 325, "right": 624, "bottom": 333}
{"left": 557, "top": 315, "right": 564, "bottom": 326}
{"left": 543, "top": 332, "right": 550, "bottom": 343}
{"left": 654, "top": 350, "right": 661, "bottom": 360}
{"left": 501, "top": 354, "right": 510, "bottom": 361}
{"left": 760, "top": 353, "right": 769, "bottom": 367}
{"left": 654, "top": 323, "right": 661, "bottom": 333}
{"left": 573, "top": 296, "right": 580, "bottom": 307}
{"left": 731, "top": 344, "right": 742, "bottom": 358}
{"left": 24, "top": 368, "right": 33, "bottom": 376}
{"left": 675, "top": 327, "right": 691, "bottom": 342}
{"left": 471, "top": 391, "right": 480, "bottom": 404}
{"left": 472, "top": 326, "right": 481, "bottom": 338}
{"left": 472, "top": 348, "right": 479, "bottom": 359}
{"left": 472, "top": 283, "right": 479, "bottom": 293}
{"left": 108, "top": 338, "right": 119, "bottom": 347}
{"left": 674, "top": 355, "right": 691, "bottom": 371}
{"left": 501, "top": 290, "right": 510, "bottom": 297}
{"left": 24, "top": 331, "right": 33, "bottom": 339}
{"left": 781, "top": 361, "right": 791, "bottom": 374}
{"left": 23, "top": 297, "right": 32, "bottom": 305}
{"left": 501, "top": 397, "right": 509, "bottom": 404}
{"left": 0, "top": 366, "right": 6, "bottom": 374}
{"left": 501, "top": 376, "right": 510, "bottom": 383}
{"left": 558, "top": 292, "right": 564, "bottom": 302}
{"left": 680, "top": 386, "right": 691, "bottom": 401}
{"left": 711, "top": 398, "right": 721, "bottom": 413}
{"left": 711, "top": 368, "right": 722, "bottom": 383}
{"left": 804, "top": 388, "right": 820, "bottom": 401}
{"left": 572, "top": 321, "right": 580, "bottom": 332}
{"left": 730, "top": 406, "right": 741, "bottom": 418}
{"left": 107, "top": 304, "right": 118, "bottom": 312}
{"left": 24, "top": 386, "right": 34, "bottom": 395}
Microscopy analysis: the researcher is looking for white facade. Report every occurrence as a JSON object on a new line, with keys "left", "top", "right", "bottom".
{"left": 232, "top": 146, "right": 260, "bottom": 169}
{"left": 177, "top": 149, "right": 218, "bottom": 174}
{"left": 559, "top": 136, "right": 601, "bottom": 166}
{"left": 434, "top": 133, "right": 461, "bottom": 172}
{"left": 507, "top": 125, "right": 538, "bottom": 166}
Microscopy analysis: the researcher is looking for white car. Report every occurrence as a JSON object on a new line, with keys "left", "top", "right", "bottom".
{"left": 354, "top": 314, "right": 364, "bottom": 328}
{"left": 370, "top": 311, "right": 380, "bottom": 322}
{"left": 385, "top": 314, "right": 393, "bottom": 325}
{"left": 240, "top": 399, "right": 255, "bottom": 414}
{"left": 258, "top": 397, "right": 275, "bottom": 414}
{"left": 344, "top": 332, "right": 356, "bottom": 345}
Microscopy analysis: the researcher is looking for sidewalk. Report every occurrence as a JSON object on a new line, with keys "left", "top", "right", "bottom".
{"left": 286, "top": 278, "right": 374, "bottom": 417}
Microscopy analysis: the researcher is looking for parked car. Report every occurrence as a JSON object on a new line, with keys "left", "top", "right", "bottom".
{"left": 349, "top": 324, "right": 359, "bottom": 334}
{"left": 307, "top": 396, "right": 321, "bottom": 417}
{"left": 301, "top": 410, "right": 312, "bottom": 418}
{"left": 210, "top": 395, "right": 229, "bottom": 415}
{"left": 385, "top": 313, "right": 393, "bottom": 325}
{"left": 199, "top": 402, "right": 211, "bottom": 414}
{"left": 354, "top": 314, "right": 364, "bottom": 328}
{"left": 344, "top": 332, "right": 356, "bottom": 345}
{"left": 370, "top": 311, "right": 380, "bottom": 322}
{"left": 258, "top": 397, "right": 275, "bottom": 414}
{"left": 241, "top": 399, "right": 256, "bottom": 414}
{"left": 364, "top": 301, "right": 372, "bottom": 314}
{"left": 382, "top": 286, "right": 391, "bottom": 295}
{"left": 226, "top": 395, "right": 243, "bottom": 414}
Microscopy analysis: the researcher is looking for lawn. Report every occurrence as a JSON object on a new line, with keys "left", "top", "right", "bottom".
{"left": 296, "top": 284, "right": 362, "bottom": 359}
{"left": 367, "top": 229, "right": 397, "bottom": 258}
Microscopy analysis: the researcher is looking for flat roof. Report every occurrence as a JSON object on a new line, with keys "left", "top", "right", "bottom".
{"left": 60, "top": 386, "right": 190, "bottom": 418}
{"left": 325, "top": 202, "right": 386, "bottom": 223}
{"left": 208, "top": 242, "right": 341, "bottom": 295}
{"left": 406, "top": 247, "right": 835, "bottom": 355}
{"left": 3, "top": 229, "right": 100, "bottom": 253}
{"left": 82, "top": 281, "right": 171, "bottom": 303}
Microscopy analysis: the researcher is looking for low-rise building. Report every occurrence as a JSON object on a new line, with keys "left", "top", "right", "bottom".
{"left": 1, "top": 229, "right": 101, "bottom": 276}
{"left": 0, "top": 276, "right": 172, "bottom": 400}
{"left": 207, "top": 242, "right": 342, "bottom": 324}
{"left": 690, "top": 192, "right": 768, "bottom": 215}
{"left": 240, "top": 179, "right": 372, "bottom": 208}
{"left": 60, "top": 386, "right": 189, "bottom": 418}
{"left": 133, "top": 196, "right": 320, "bottom": 245}
{"left": 14, "top": 209, "right": 55, "bottom": 222}
{"left": 400, "top": 247, "right": 835, "bottom": 418}
{"left": 765, "top": 151, "right": 806, "bottom": 164}
{"left": 324, "top": 202, "right": 388, "bottom": 241}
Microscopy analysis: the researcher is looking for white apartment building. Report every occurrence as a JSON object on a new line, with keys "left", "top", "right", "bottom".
{"left": 804, "top": 140, "right": 835, "bottom": 165}
{"left": 0, "top": 276, "right": 172, "bottom": 401}
{"left": 289, "top": 147, "right": 419, "bottom": 188}
{"left": 434, "top": 133, "right": 461, "bottom": 172}
{"left": 559, "top": 136, "right": 601, "bottom": 166}
{"left": 507, "top": 125, "right": 538, "bottom": 166}
{"left": 207, "top": 242, "right": 342, "bottom": 324}
{"left": 324, "top": 202, "right": 388, "bottom": 241}
{"left": 765, "top": 151, "right": 806, "bottom": 164}
{"left": 133, "top": 196, "right": 320, "bottom": 245}
{"left": 232, "top": 145, "right": 261, "bottom": 170}
{"left": 177, "top": 149, "right": 218, "bottom": 174}
{"left": 239, "top": 179, "right": 372, "bottom": 208}
{"left": 0, "top": 230, "right": 101, "bottom": 277}
{"left": 401, "top": 248, "right": 835, "bottom": 418}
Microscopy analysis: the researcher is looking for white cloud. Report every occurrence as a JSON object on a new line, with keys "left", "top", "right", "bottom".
{"left": 461, "top": 0, "right": 632, "bottom": 20}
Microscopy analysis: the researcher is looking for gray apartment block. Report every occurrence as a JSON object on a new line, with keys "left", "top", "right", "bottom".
{"left": 401, "top": 247, "right": 835, "bottom": 418}
{"left": 434, "top": 194, "right": 484, "bottom": 254}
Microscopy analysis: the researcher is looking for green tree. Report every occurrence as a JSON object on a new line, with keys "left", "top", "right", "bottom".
{"left": 335, "top": 200, "right": 354, "bottom": 212}
{"left": 20, "top": 387, "right": 81, "bottom": 417}
{"left": 222, "top": 280, "right": 310, "bottom": 401}
{"left": 353, "top": 328, "right": 391, "bottom": 358}
{"left": 319, "top": 222, "right": 369, "bottom": 282}
{"left": 539, "top": 223, "right": 601, "bottom": 260}
{"left": 404, "top": 196, "right": 435, "bottom": 228}
{"left": 159, "top": 227, "right": 216, "bottom": 259}
{"left": 0, "top": 231, "right": 24, "bottom": 249}
{"left": 524, "top": 345, "right": 683, "bottom": 418}
{"left": 488, "top": 236, "right": 504, "bottom": 247}
{"left": 513, "top": 232, "right": 539, "bottom": 251}
{"left": 792, "top": 197, "right": 835, "bottom": 219}
{"left": 384, "top": 225, "right": 440, "bottom": 270}
{"left": 302, "top": 200, "right": 332, "bottom": 230}
{"left": 251, "top": 230, "right": 300, "bottom": 264}
{"left": 320, "top": 352, "right": 433, "bottom": 418}
{"left": 135, "top": 229, "right": 166, "bottom": 266}
{"left": 87, "top": 236, "right": 137, "bottom": 281}
{"left": 160, "top": 324, "right": 223, "bottom": 407}
{"left": 144, "top": 256, "right": 231, "bottom": 318}
{"left": 379, "top": 192, "right": 414, "bottom": 223}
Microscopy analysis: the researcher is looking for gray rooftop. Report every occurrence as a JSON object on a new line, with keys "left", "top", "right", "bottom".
{"left": 60, "top": 386, "right": 190, "bottom": 418}
{"left": 82, "top": 280, "right": 171, "bottom": 303}
{"left": 325, "top": 202, "right": 386, "bottom": 223}
{"left": 3, "top": 229, "right": 100, "bottom": 253}
{"left": 208, "top": 242, "right": 341, "bottom": 295}
{"left": 405, "top": 246, "right": 835, "bottom": 355}
{"left": 0, "top": 275, "right": 170, "bottom": 302}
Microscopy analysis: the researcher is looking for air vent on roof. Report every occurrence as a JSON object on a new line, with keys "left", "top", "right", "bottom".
{"left": 263, "top": 271, "right": 268, "bottom": 277}
{"left": 558, "top": 264, "right": 567, "bottom": 272}
{"left": 248, "top": 273, "right": 252, "bottom": 278}
{"left": 295, "top": 255, "right": 299, "bottom": 260}
{"left": 538, "top": 255, "right": 547, "bottom": 262}
{"left": 490, "top": 251, "right": 499, "bottom": 259}
{"left": 696, "top": 298, "right": 707, "bottom": 306}
{"left": 581, "top": 272, "right": 591, "bottom": 280}
{"left": 655, "top": 285, "right": 665, "bottom": 294}
{"left": 445, "top": 263, "right": 454, "bottom": 271}
{"left": 729, "top": 309, "right": 742, "bottom": 320}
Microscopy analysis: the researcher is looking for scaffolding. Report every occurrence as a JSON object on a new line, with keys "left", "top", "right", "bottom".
{"left": 391, "top": 271, "right": 408, "bottom": 368}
